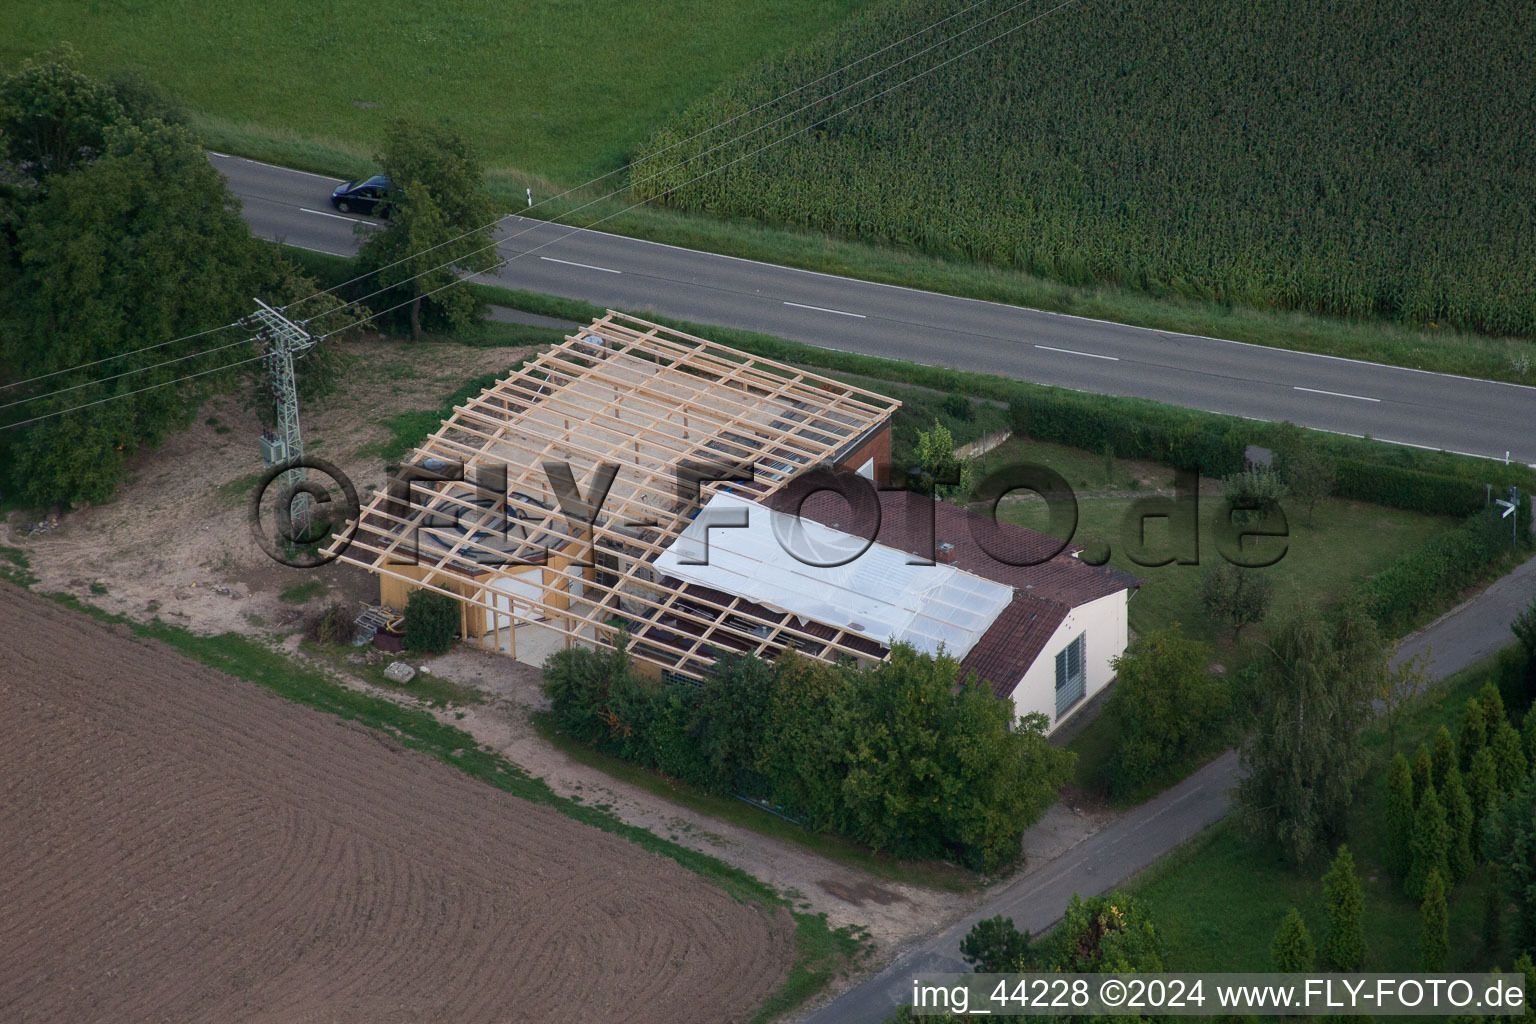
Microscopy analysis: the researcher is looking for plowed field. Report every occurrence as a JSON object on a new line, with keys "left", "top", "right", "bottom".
{"left": 0, "top": 584, "right": 792, "bottom": 1023}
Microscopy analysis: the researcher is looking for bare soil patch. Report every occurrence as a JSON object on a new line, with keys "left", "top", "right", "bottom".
{"left": 8, "top": 336, "right": 529, "bottom": 637}
{"left": 0, "top": 584, "right": 792, "bottom": 1023}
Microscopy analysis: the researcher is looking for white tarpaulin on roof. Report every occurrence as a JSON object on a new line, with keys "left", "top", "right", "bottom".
{"left": 653, "top": 492, "right": 1012, "bottom": 658}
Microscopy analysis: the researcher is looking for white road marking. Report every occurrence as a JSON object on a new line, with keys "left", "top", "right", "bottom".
{"left": 282, "top": 242, "right": 350, "bottom": 257}
{"left": 783, "top": 301, "right": 865, "bottom": 318}
{"left": 208, "top": 151, "right": 232, "bottom": 158}
{"left": 539, "top": 256, "right": 620, "bottom": 274}
{"left": 1292, "top": 385, "right": 1380, "bottom": 403}
{"left": 1035, "top": 344, "right": 1118, "bottom": 361}
{"left": 301, "top": 207, "right": 366, "bottom": 222}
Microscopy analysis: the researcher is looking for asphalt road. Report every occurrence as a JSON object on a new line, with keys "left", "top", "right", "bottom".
{"left": 213, "top": 153, "right": 1536, "bottom": 467}
{"left": 802, "top": 552, "right": 1536, "bottom": 1024}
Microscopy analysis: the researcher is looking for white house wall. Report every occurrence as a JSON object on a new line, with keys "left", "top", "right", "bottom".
{"left": 1009, "top": 590, "right": 1129, "bottom": 733}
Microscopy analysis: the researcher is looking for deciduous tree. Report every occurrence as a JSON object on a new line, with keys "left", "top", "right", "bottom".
{"left": 1199, "top": 563, "right": 1275, "bottom": 641}
{"left": 1102, "top": 629, "right": 1229, "bottom": 796}
{"left": 0, "top": 53, "right": 274, "bottom": 507}
{"left": 1238, "top": 602, "right": 1386, "bottom": 863}
{"left": 356, "top": 119, "right": 497, "bottom": 339}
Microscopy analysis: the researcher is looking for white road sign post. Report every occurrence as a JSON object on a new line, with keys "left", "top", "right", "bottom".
{"left": 1496, "top": 486, "right": 1520, "bottom": 545}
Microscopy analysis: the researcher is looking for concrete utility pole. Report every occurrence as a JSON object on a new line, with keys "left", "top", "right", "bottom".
{"left": 246, "top": 299, "right": 317, "bottom": 539}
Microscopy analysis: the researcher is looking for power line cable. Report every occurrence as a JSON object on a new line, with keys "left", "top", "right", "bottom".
{"left": 0, "top": 336, "right": 256, "bottom": 412}
{"left": 0, "top": 320, "right": 247, "bottom": 393}
{"left": 0, "top": 354, "right": 267, "bottom": 431}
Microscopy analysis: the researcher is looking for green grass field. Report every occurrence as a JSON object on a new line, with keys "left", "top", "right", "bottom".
{"left": 1130, "top": 652, "right": 1521, "bottom": 972}
{"left": 981, "top": 437, "right": 1452, "bottom": 646}
{"left": 3, "top": 1, "right": 871, "bottom": 185}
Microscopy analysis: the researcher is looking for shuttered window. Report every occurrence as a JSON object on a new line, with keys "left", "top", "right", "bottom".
{"left": 1054, "top": 633, "right": 1086, "bottom": 718}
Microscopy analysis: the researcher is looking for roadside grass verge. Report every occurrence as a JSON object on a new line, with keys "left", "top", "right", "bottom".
{"left": 1128, "top": 649, "right": 1525, "bottom": 972}
{"left": 27, "top": 586, "right": 865, "bottom": 1020}
{"left": 532, "top": 711, "right": 981, "bottom": 894}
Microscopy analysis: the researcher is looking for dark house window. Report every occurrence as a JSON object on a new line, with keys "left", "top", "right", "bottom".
{"left": 1055, "top": 633, "right": 1086, "bottom": 718}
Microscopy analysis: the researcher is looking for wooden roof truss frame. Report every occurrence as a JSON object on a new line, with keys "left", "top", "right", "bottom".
{"left": 326, "top": 313, "right": 901, "bottom": 680}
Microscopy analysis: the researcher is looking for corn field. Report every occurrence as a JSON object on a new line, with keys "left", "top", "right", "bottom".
{"left": 631, "top": 0, "right": 1536, "bottom": 337}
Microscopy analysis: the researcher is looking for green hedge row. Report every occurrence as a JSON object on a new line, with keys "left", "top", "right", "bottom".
{"left": 1003, "top": 391, "right": 1532, "bottom": 519}
{"left": 1333, "top": 459, "right": 1490, "bottom": 517}
{"left": 1354, "top": 508, "right": 1528, "bottom": 634}
{"left": 1007, "top": 390, "right": 1248, "bottom": 476}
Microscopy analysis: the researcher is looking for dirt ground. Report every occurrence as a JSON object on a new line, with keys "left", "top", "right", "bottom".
{"left": 7, "top": 336, "right": 529, "bottom": 638}
{"left": 0, "top": 583, "right": 793, "bottom": 1023}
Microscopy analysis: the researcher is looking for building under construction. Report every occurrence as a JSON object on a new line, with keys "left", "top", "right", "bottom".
{"left": 327, "top": 312, "right": 900, "bottom": 677}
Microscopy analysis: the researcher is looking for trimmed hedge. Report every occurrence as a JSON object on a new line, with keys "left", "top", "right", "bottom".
{"left": 1333, "top": 460, "right": 1488, "bottom": 517}
{"left": 1354, "top": 508, "right": 1527, "bottom": 634}
{"left": 1007, "top": 390, "right": 1247, "bottom": 476}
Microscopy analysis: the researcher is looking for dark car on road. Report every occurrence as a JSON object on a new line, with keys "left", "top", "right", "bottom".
{"left": 330, "top": 175, "right": 396, "bottom": 216}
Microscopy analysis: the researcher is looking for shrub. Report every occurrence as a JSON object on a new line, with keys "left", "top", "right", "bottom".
{"left": 310, "top": 601, "right": 353, "bottom": 646}
{"left": 545, "top": 643, "right": 1075, "bottom": 870}
{"left": 941, "top": 393, "right": 973, "bottom": 422}
{"left": 1223, "top": 467, "right": 1287, "bottom": 523}
{"left": 1050, "top": 892, "right": 1164, "bottom": 973}
{"left": 1102, "top": 630, "right": 1229, "bottom": 796}
{"left": 401, "top": 588, "right": 458, "bottom": 655}
{"left": 961, "top": 916, "right": 1032, "bottom": 973}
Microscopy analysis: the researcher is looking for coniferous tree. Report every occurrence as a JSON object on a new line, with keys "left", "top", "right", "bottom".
{"left": 1420, "top": 870, "right": 1449, "bottom": 971}
{"left": 1443, "top": 765, "right": 1476, "bottom": 882}
{"left": 1412, "top": 744, "right": 1434, "bottom": 806}
{"left": 1461, "top": 699, "right": 1490, "bottom": 772}
{"left": 1271, "top": 907, "right": 1315, "bottom": 972}
{"left": 1469, "top": 746, "right": 1501, "bottom": 840}
{"left": 1320, "top": 845, "right": 1366, "bottom": 971}
{"left": 1491, "top": 720, "right": 1528, "bottom": 793}
{"left": 1522, "top": 710, "right": 1536, "bottom": 767}
{"left": 1481, "top": 683, "right": 1507, "bottom": 731}
{"left": 1385, "top": 752, "right": 1416, "bottom": 877}
{"left": 1432, "top": 726, "right": 1457, "bottom": 790}
{"left": 1407, "top": 783, "right": 1450, "bottom": 901}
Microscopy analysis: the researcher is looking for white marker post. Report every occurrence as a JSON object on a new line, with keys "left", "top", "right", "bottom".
{"left": 527, "top": 187, "right": 532, "bottom": 208}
